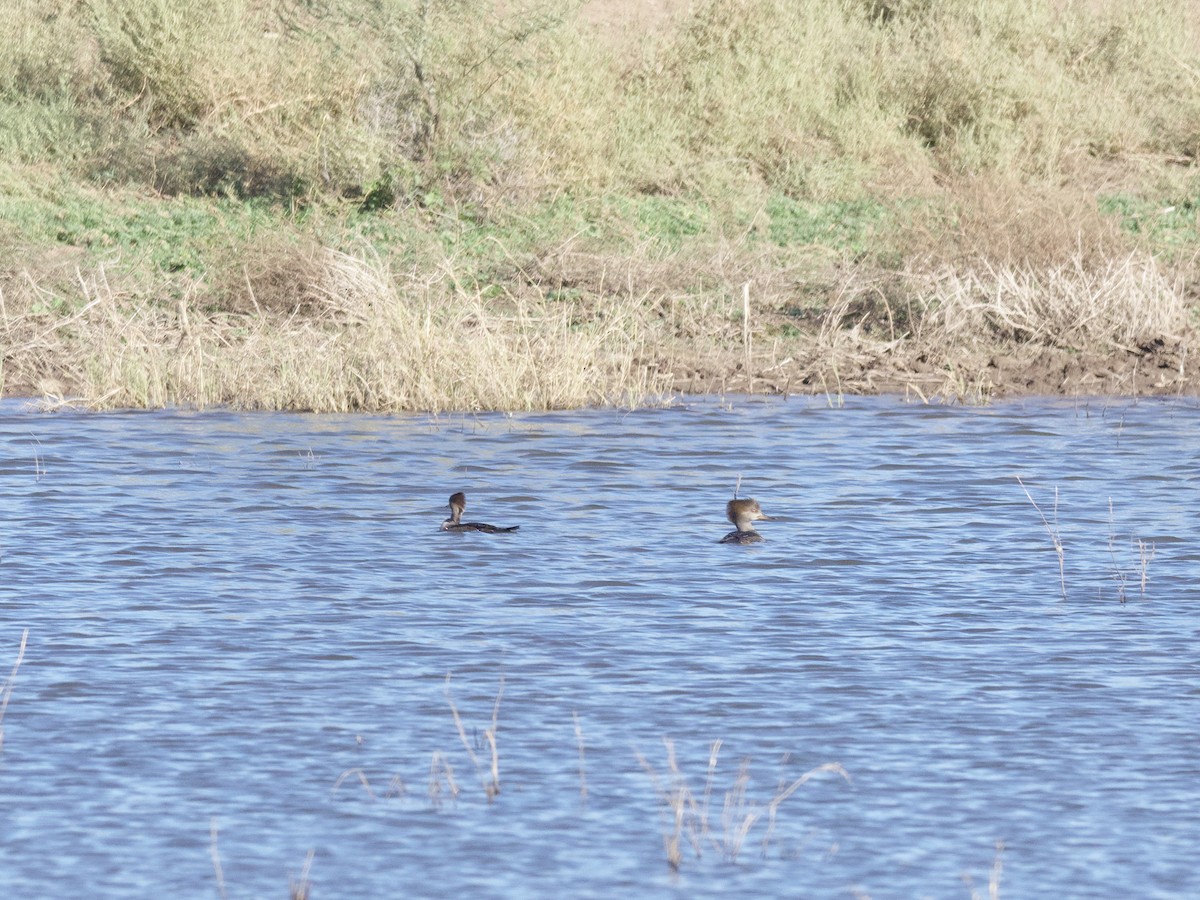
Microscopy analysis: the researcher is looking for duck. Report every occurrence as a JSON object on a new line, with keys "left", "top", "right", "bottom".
{"left": 440, "top": 491, "right": 519, "bottom": 533}
{"left": 719, "top": 498, "right": 774, "bottom": 544}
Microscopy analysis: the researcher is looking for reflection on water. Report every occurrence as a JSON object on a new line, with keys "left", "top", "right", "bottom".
{"left": 1, "top": 396, "right": 1198, "bottom": 898}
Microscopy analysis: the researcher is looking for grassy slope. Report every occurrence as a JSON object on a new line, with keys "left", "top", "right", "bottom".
{"left": 2, "top": 0, "right": 1199, "bottom": 409}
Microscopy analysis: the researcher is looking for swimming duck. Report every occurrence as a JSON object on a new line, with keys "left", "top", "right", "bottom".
{"left": 440, "top": 492, "right": 519, "bottom": 533}
{"left": 719, "top": 498, "right": 774, "bottom": 544}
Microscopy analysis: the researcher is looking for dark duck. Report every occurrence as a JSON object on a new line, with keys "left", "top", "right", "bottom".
{"left": 440, "top": 492, "right": 519, "bottom": 533}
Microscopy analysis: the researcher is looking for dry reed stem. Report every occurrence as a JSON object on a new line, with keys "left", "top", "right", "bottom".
{"left": 1107, "top": 498, "right": 1129, "bottom": 603}
{"left": 964, "top": 839, "right": 1005, "bottom": 900}
{"left": 572, "top": 711, "right": 587, "bottom": 801}
{"left": 1138, "top": 539, "right": 1156, "bottom": 597}
{"left": 700, "top": 739, "right": 722, "bottom": 844}
{"left": 636, "top": 739, "right": 702, "bottom": 870}
{"left": 209, "top": 818, "right": 227, "bottom": 900}
{"left": 385, "top": 774, "right": 407, "bottom": 798}
{"left": 0, "top": 628, "right": 28, "bottom": 753}
{"left": 289, "top": 848, "right": 315, "bottom": 900}
{"left": 428, "top": 750, "right": 459, "bottom": 806}
{"left": 444, "top": 673, "right": 503, "bottom": 801}
{"left": 331, "top": 767, "right": 378, "bottom": 800}
{"left": 760, "top": 762, "right": 851, "bottom": 857}
{"left": 1015, "top": 476, "right": 1066, "bottom": 600}
{"left": 721, "top": 758, "right": 755, "bottom": 862}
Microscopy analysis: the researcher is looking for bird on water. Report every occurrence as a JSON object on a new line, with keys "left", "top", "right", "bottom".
{"left": 440, "top": 492, "right": 519, "bottom": 533}
{"left": 719, "top": 497, "right": 774, "bottom": 544}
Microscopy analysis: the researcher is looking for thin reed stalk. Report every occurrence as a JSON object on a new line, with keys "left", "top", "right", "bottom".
{"left": 572, "top": 711, "right": 587, "bottom": 801}
{"left": 289, "top": 849, "right": 315, "bottom": 900}
{"left": 209, "top": 818, "right": 227, "bottom": 900}
{"left": 1015, "top": 476, "right": 1066, "bottom": 600}
{"left": 965, "top": 839, "right": 1005, "bottom": 900}
{"left": 331, "top": 767, "right": 378, "bottom": 800}
{"left": 445, "top": 673, "right": 503, "bottom": 801}
{"left": 428, "top": 750, "right": 459, "bottom": 806}
{"left": 1138, "top": 539, "right": 1156, "bottom": 597}
{"left": 1106, "top": 499, "right": 1156, "bottom": 602}
{"left": 0, "top": 628, "right": 28, "bottom": 753}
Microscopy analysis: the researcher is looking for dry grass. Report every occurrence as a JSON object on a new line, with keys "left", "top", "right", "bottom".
{"left": 637, "top": 737, "right": 850, "bottom": 871}
{"left": 4, "top": 1, "right": 1200, "bottom": 407}
{"left": 2, "top": 231, "right": 1194, "bottom": 408}
{"left": 896, "top": 176, "right": 1135, "bottom": 271}
{"left": 923, "top": 253, "right": 1188, "bottom": 353}
{"left": 0, "top": 246, "right": 673, "bottom": 412}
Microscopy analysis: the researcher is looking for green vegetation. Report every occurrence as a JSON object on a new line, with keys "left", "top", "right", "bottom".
{"left": 2, "top": 0, "right": 1199, "bottom": 409}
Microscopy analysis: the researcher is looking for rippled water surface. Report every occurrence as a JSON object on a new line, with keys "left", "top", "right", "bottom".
{"left": 1, "top": 396, "right": 1198, "bottom": 898}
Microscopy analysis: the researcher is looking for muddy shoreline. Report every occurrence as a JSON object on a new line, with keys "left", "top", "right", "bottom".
{"left": 6, "top": 334, "right": 1195, "bottom": 411}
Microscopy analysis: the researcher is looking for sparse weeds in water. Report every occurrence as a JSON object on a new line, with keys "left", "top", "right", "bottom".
{"left": 0, "top": 628, "right": 28, "bottom": 754}
{"left": 211, "top": 816, "right": 315, "bottom": 899}
{"left": 637, "top": 737, "right": 850, "bottom": 871}
{"left": 1106, "top": 499, "right": 1155, "bottom": 603}
{"left": 445, "top": 673, "right": 503, "bottom": 802}
{"left": 332, "top": 676, "right": 503, "bottom": 808}
{"left": 1015, "top": 476, "right": 1066, "bottom": 601}
{"left": 962, "top": 840, "right": 1004, "bottom": 900}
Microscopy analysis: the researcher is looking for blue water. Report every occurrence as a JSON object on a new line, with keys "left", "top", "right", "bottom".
{"left": 0, "top": 395, "right": 1197, "bottom": 898}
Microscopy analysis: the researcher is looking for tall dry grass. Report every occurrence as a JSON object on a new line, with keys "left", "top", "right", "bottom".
{"left": 926, "top": 253, "right": 1187, "bottom": 352}
{"left": 0, "top": 246, "right": 672, "bottom": 411}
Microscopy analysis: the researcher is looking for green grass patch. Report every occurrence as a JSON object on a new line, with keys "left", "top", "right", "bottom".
{"left": 764, "top": 196, "right": 890, "bottom": 253}
{"left": 0, "top": 169, "right": 288, "bottom": 274}
{"left": 1099, "top": 194, "right": 1200, "bottom": 257}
